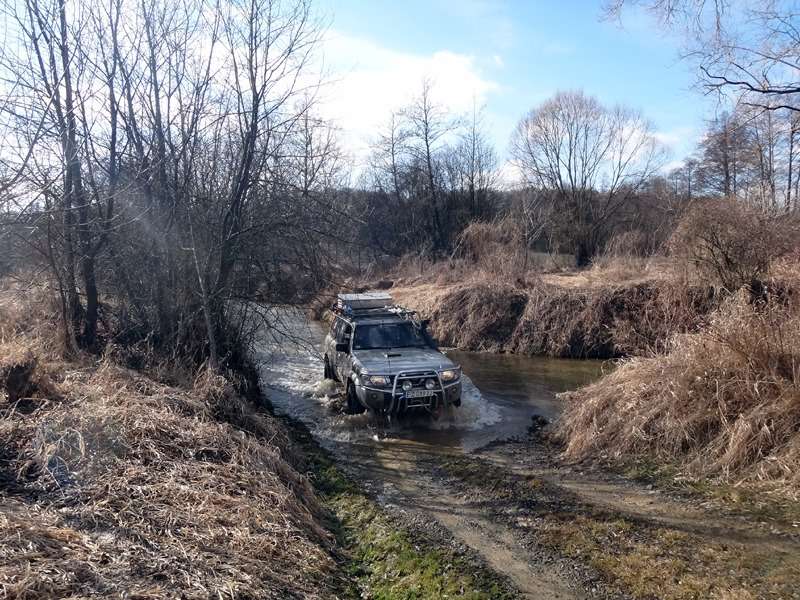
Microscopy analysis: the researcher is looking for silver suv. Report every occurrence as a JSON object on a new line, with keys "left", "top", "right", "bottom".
{"left": 323, "top": 293, "right": 462, "bottom": 416}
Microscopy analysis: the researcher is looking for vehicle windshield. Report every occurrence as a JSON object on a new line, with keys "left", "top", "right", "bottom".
{"left": 352, "top": 322, "right": 427, "bottom": 350}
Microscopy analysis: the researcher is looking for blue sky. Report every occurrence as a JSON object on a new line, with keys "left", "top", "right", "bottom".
{"left": 315, "top": 0, "right": 716, "bottom": 173}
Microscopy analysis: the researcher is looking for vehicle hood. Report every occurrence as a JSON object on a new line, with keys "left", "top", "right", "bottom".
{"left": 353, "top": 347, "right": 457, "bottom": 374}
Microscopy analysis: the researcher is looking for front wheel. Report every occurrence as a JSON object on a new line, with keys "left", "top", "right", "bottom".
{"left": 323, "top": 356, "right": 333, "bottom": 380}
{"left": 345, "top": 381, "right": 366, "bottom": 415}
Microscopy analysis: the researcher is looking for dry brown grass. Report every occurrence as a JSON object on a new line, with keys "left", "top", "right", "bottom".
{"left": 557, "top": 274, "right": 800, "bottom": 489}
{"left": 401, "top": 277, "right": 718, "bottom": 359}
{"left": 0, "top": 285, "right": 342, "bottom": 599}
{"left": 426, "top": 283, "right": 529, "bottom": 352}
{"left": 521, "top": 280, "right": 717, "bottom": 358}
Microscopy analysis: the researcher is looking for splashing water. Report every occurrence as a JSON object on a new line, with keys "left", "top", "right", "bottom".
{"left": 254, "top": 308, "right": 501, "bottom": 446}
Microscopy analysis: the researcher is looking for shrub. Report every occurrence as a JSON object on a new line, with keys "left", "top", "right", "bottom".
{"left": 455, "top": 216, "right": 528, "bottom": 281}
{"left": 670, "top": 199, "right": 800, "bottom": 291}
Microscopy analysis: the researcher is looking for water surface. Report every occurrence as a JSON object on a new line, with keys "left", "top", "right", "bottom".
{"left": 255, "top": 309, "right": 606, "bottom": 452}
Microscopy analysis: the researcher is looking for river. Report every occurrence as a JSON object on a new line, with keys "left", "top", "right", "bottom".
{"left": 255, "top": 308, "right": 604, "bottom": 454}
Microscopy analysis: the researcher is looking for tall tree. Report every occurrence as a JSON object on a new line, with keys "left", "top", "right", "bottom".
{"left": 511, "top": 90, "right": 666, "bottom": 266}
{"left": 402, "top": 78, "right": 458, "bottom": 253}
{"left": 457, "top": 102, "right": 497, "bottom": 221}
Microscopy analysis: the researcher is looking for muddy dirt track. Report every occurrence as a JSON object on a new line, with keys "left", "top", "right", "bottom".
{"left": 256, "top": 311, "right": 800, "bottom": 599}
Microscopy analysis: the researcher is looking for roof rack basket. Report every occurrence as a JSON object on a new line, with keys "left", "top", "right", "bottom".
{"left": 333, "top": 292, "right": 418, "bottom": 320}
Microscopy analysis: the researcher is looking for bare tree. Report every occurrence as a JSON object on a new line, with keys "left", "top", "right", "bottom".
{"left": 0, "top": 0, "right": 124, "bottom": 351}
{"left": 457, "top": 101, "right": 498, "bottom": 220}
{"left": 606, "top": 1, "right": 800, "bottom": 113}
{"left": 692, "top": 105, "right": 800, "bottom": 211}
{"left": 695, "top": 111, "right": 751, "bottom": 197}
{"left": 402, "top": 78, "right": 459, "bottom": 253}
{"left": 0, "top": 0, "right": 328, "bottom": 368}
{"left": 511, "top": 91, "right": 666, "bottom": 265}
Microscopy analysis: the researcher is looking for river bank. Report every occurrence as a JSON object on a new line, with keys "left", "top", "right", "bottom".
{"left": 386, "top": 274, "right": 718, "bottom": 359}
{"left": 0, "top": 287, "right": 522, "bottom": 599}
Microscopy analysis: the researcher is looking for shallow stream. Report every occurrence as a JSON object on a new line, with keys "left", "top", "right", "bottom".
{"left": 255, "top": 309, "right": 605, "bottom": 453}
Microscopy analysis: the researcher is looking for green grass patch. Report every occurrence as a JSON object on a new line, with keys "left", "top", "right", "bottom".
{"left": 283, "top": 418, "right": 516, "bottom": 599}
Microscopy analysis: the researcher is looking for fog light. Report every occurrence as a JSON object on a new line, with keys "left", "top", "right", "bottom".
{"left": 402, "top": 380, "right": 413, "bottom": 391}
{"left": 425, "top": 378, "right": 436, "bottom": 390}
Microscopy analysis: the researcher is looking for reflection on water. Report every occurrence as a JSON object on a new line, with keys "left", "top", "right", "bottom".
{"left": 449, "top": 351, "right": 606, "bottom": 421}
{"left": 255, "top": 308, "right": 607, "bottom": 453}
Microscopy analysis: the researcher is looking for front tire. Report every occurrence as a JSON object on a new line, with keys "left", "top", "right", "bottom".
{"left": 323, "top": 356, "right": 333, "bottom": 380}
{"left": 345, "top": 381, "right": 366, "bottom": 415}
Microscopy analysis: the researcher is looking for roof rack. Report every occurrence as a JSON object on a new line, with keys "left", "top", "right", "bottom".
{"left": 336, "top": 292, "right": 393, "bottom": 311}
{"left": 332, "top": 292, "right": 418, "bottom": 321}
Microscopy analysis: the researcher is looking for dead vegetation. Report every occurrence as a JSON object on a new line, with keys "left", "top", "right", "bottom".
{"left": 670, "top": 199, "right": 800, "bottom": 291}
{"left": 557, "top": 272, "right": 800, "bottom": 490}
{"left": 387, "top": 205, "right": 800, "bottom": 493}
{"left": 0, "top": 287, "right": 343, "bottom": 599}
{"left": 404, "top": 278, "right": 718, "bottom": 359}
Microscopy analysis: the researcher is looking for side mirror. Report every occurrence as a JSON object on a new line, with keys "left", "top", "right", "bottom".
{"left": 335, "top": 342, "right": 350, "bottom": 353}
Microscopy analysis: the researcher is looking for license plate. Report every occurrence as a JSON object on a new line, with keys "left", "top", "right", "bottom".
{"left": 405, "top": 389, "right": 434, "bottom": 398}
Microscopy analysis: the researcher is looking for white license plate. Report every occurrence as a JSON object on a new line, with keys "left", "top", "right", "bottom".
{"left": 405, "top": 389, "right": 434, "bottom": 398}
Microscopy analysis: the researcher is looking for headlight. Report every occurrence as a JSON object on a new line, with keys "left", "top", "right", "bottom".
{"left": 425, "top": 378, "right": 437, "bottom": 390}
{"left": 402, "top": 380, "right": 413, "bottom": 391}
{"left": 439, "top": 368, "right": 460, "bottom": 383}
{"left": 364, "top": 375, "right": 390, "bottom": 387}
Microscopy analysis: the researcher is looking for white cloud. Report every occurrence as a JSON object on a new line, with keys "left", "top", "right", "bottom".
{"left": 316, "top": 30, "right": 500, "bottom": 168}
{"left": 652, "top": 125, "right": 701, "bottom": 170}
{"left": 653, "top": 125, "right": 698, "bottom": 150}
{"left": 662, "top": 159, "right": 687, "bottom": 172}
{"left": 494, "top": 159, "right": 521, "bottom": 190}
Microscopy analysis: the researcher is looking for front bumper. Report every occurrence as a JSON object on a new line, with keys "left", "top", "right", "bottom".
{"left": 355, "top": 374, "right": 462, "bottom": 413}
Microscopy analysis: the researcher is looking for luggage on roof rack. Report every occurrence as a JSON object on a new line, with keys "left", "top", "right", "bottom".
{"left": 333, "top": 292, "right": 418, "bottom": 320}
{"left": 336, "top": 292, "right": 393, "bottom": 311}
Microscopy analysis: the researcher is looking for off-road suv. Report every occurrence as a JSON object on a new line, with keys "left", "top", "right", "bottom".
{"left": 323, "top": 292, "right": 462, "bottom": 416}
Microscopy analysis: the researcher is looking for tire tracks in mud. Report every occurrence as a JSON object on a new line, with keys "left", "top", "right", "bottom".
{"left": 430, "top": 439, "right": 800, "bottom": 600}
{"left": 333, "top": 432, "right": 800, "bottom": 600}
{"left": 336, "top": 438, "right": 616, "bottom": 600}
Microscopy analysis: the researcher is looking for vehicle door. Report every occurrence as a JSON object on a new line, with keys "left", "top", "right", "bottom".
{"left": 334, "top": 320, "right": 353, "bottom": 381}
